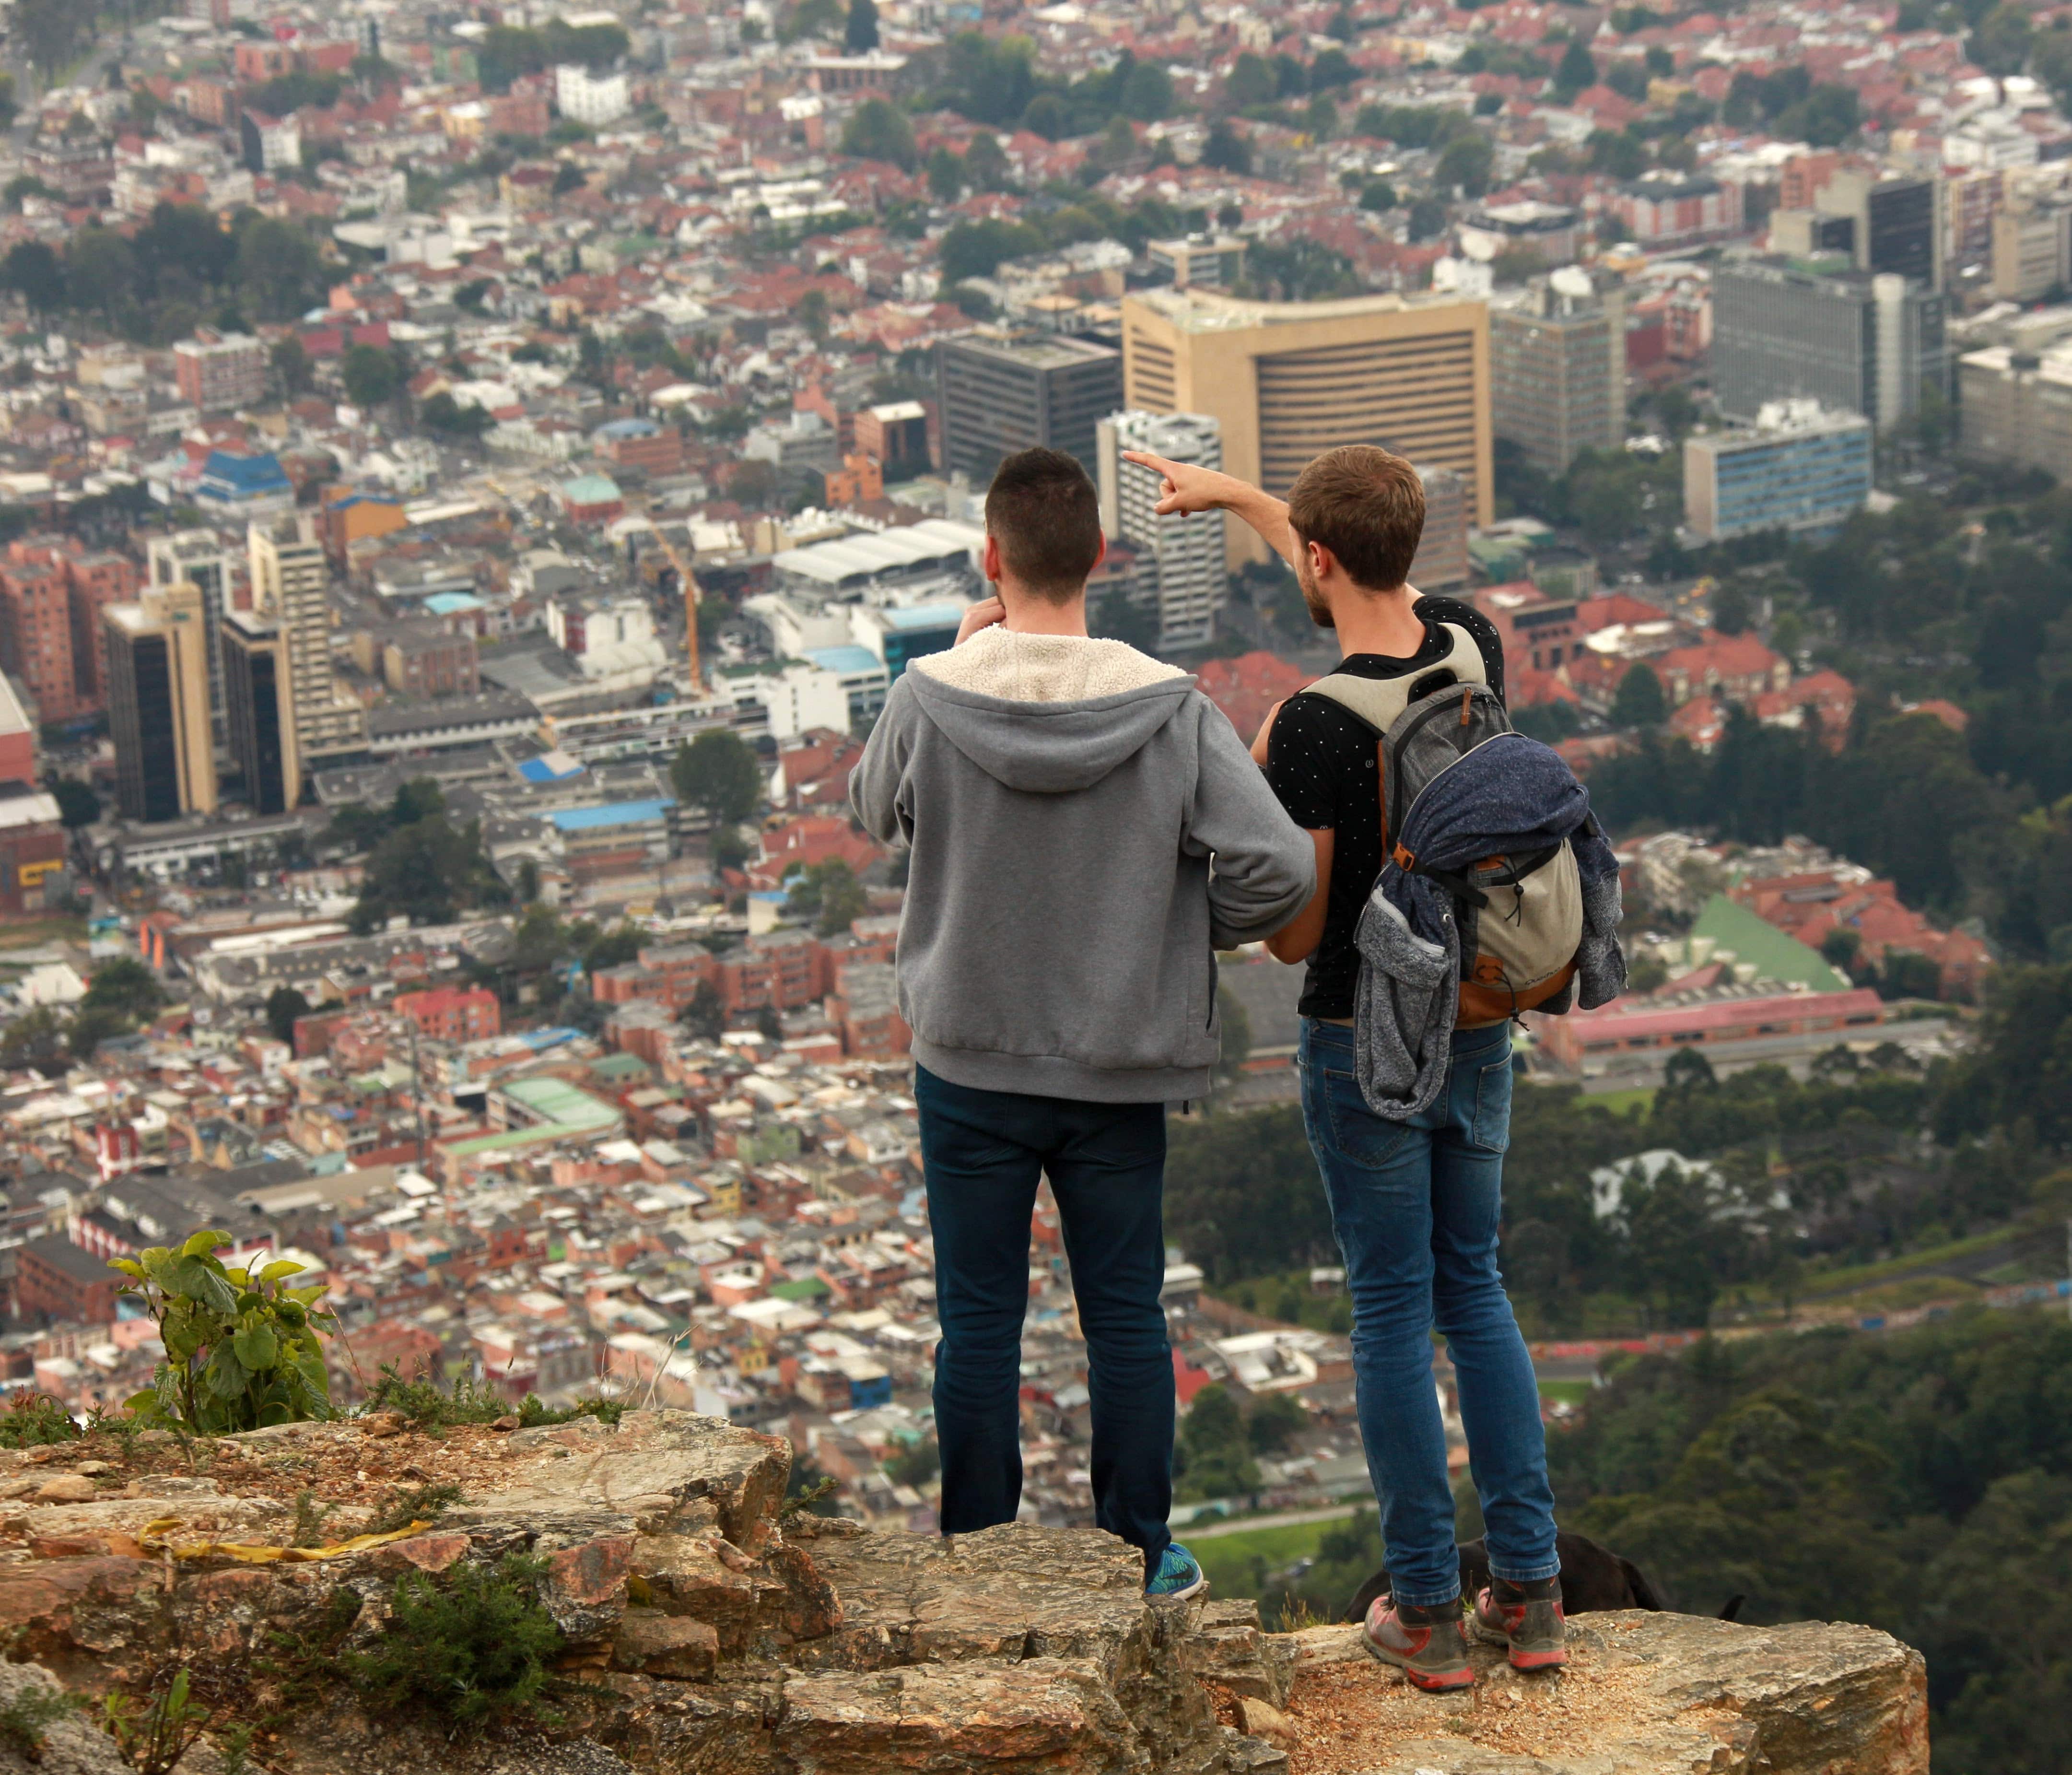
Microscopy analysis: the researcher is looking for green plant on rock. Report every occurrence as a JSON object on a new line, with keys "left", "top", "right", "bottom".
{"left": 112, "top": 1232, "right": 336, "bottom": 1435}
{"left": 364, "top": 1362, "right": 626, "bottom": 1431}
{"left": 0, "top": 1391, "right": 80, "bottom": 1448}
{"left": 101, "top": 1669, "right": 213, "bottom": 1775}
{"left": 366, "top": 1481, "right": 465, "bottom": 1537}
{"left": 343, "top": 1552, "right": 564, "bottom": 1733}
{"left": 0, "top": 1680, "right": 79, "bottom": 1759}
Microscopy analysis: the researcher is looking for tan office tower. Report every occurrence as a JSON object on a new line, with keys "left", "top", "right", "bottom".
{"left": 1121, "top": 287, "right": 1493, "bottom": 569}
{"left": 103, "top": 581, "right": 218, "bottom": 824}
{"left": 247, "top": 513, "right": 364, "bottom": 805}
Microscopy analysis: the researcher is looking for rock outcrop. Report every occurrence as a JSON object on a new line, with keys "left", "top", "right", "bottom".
{"left": 0, "top": 1411, "right": 1928, "bottom": 1775}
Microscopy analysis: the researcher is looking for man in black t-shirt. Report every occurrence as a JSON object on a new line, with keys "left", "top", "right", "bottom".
{"left": 1123, "top": 443, "right": 1566, "bottom": 1693}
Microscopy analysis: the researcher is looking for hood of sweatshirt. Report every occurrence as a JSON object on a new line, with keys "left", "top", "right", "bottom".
{"left": 905, "top": 630, "right": 1194, "bottom": 794}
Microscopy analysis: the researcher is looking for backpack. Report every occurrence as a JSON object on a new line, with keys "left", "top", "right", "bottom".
{"left": 1305, "top": 621, "right": 1586, "bottom": 1023}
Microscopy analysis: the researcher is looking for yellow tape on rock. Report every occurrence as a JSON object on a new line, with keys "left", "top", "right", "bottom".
{"left": 139, "top": 1517, "right": 436, "bottom": 1562}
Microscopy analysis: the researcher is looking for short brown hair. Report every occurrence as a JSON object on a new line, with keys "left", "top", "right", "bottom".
{"left": 985, "top": 447, "right": 1102, "bottom": 602}
{"left": 1287, "top": 446, "right": 1425, "bottom": 591}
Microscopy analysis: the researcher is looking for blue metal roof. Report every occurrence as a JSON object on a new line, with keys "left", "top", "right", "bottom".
{"left": 879, "top": 603, "right": 965, "bottom": 631}
{"left": 197, "top": 450, "right": 290, "bottom": 497}
{"left": 519, "top": 755, "right": 585, "bottom": 783}
{"left": 549, "top": 798, "right": 675, "bottom": 832}
{"left": 804, "top": 645, "right": 886, "bottom": 676}
{"left": 423, "top": 591, "right": 484, "bottom": 615}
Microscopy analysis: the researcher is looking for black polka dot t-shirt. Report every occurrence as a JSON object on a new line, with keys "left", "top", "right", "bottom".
{"left": 1264, "top": 597, "right": 1507, "bottom": 1019}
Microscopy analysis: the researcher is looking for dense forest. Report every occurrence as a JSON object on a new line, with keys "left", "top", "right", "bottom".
{"left": 1555, "top": 1314, "right": 2072, "bottom": 1775}
{"left": 1168, "top": 957, "right": 2070, "bottom": 1333}
{"left": 1236, "top": 1313, "right": 2072, "bottom": 1775}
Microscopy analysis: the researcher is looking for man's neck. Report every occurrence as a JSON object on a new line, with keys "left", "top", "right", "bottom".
{"left": 996, "top": 586, "right": 1089, "bottom": 637}
{"left": 1328, "top": 583, "right": 1426, "bottom": 659}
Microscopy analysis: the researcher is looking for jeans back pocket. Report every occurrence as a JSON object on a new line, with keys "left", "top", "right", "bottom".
{"left": 1469, "top": 1054, "right": 1513, "bottom": 1153}
{"left": 1321, "top": 1067, "right": 1413, "bottom": 1168}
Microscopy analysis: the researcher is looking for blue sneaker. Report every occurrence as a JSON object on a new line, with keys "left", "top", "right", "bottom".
{"left": 1145, "top": 1542, "right": 1206, "bottom": 1601}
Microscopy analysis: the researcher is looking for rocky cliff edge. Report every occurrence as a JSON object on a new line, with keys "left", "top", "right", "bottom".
{"left": 0, "top": 1410, "right": 1928, "bottom": 1775}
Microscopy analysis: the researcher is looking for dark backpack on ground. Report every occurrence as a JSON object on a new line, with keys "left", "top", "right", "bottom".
{"left": 1305, "top": 621, "right": 1586, "bottom": 1023}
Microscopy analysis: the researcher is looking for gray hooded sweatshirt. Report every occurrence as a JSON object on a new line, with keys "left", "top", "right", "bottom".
{"left": 850, "top": 628, "right": 1315, "bottom": 1104}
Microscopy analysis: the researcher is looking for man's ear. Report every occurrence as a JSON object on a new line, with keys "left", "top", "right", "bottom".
{"left": 1091, "top": 533, "right": 1107, "bottom": 573}
{"left": 983, "top": 533, "right": 1003, "bottom": 585}
{"left": 1308, "top": 538, "right": 1335, "bottom": 582}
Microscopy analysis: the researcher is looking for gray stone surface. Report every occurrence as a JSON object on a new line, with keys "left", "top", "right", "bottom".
{"left": 0, "top": 1662, "right": 128, "bottom": 1775}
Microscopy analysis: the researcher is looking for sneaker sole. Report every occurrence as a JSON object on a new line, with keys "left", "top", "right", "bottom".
{"left": 1148, "top": 1573, "right": 1206, "bottom": 1602}
{"left": 1472, "top": 1615, "right": 1568, "bottom": 1670}
{"left": 1363, "top": 1633, "right": 1474, "bottom": 1692}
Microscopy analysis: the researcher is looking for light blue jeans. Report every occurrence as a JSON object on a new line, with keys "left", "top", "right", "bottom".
{"left": 1298, "top": 1017, "right": 1558, "bottom": 1607}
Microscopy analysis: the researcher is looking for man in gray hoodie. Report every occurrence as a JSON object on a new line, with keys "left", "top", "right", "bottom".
{"left": 851, "top": 447, "right": 1314, "bottom": 1599}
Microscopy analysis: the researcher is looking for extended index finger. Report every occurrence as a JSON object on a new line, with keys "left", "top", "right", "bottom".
{"left": 1121, "top": 449, "right": 1179, "bottom": 476}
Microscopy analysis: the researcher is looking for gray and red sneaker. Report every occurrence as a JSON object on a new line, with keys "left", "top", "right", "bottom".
{"left": 1472, "top": 1575, "right": 1568, "bottom": 1671}
{"left": 1363, "top": 1593, "right": 1474, "bottom": 1692}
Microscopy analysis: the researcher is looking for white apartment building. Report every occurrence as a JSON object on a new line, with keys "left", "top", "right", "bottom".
{"left": 1097, "top": 410, "right": 1226, "bottom": 650}
{"left": 555, "top": 65, "right": 631, "bottom": 126}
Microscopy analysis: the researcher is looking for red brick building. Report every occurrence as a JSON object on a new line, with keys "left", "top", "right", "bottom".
{"left": 1653, "top": 632, "right": 1789, "bottom": 708}
{"left": 1472, "top": 583, "right": 1581, "bottom": 679}
{"left": 1534, "top": 985, "right": 1884, "bottom": 1070}
{"left": 1194, "top": 651, "right": 1314, "bottom": 745}
{"left": 13, "top": 1234, "right": 121, "bottom": 1326}
{"left": 393, "top": 986, "right": 501, "bottom": 1044}
{"left": 743, "top": 815, "right": 881, "bottom": 891}
{"left": 0, "top": 561, "right": 79, "bottom": 723}
{"left": 1732, "top": 870, "right": 1993, "bottom": 1001}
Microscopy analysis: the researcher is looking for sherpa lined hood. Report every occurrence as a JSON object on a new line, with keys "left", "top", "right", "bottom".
{"left": 906, "top": 630, "right": 1194, "bottom": 795}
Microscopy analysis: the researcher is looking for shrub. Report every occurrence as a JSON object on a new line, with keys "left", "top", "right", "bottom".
{"left": 113, "top": 1233, "right": 335, "bottom": 1435}
{"left": 0, "top": 1681, "right": 77, "bottom": 1760}
{"left": 344, "top": 1553, "right": 564, "bottom": 1731}
{"left": 365, "top": 1363, "right": 626, "bottom": 1432}
{"left": 366, "top": 1481, "right": 465, "bottom": 1536}
{"left": 0, "top": 1390, "right": 79, "bottom": 1448}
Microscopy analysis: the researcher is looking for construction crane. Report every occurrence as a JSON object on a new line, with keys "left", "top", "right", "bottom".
{"left": 648, "top": 522, "right": 704, "bottom": 693}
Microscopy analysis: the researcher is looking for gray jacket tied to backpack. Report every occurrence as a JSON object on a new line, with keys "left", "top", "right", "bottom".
{"left": 1355, "top": 731, "right": 1626, "bottom": 1117}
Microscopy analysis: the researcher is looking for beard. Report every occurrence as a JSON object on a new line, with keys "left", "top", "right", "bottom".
{"left": 1297, "top": 555, "right": 1335, "bottom": 630}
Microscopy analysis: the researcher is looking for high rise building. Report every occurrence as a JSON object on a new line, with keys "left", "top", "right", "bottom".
{"left": 173, "top": 331, "right": 268, "bottom": 413}
{"left": 1489, "top": 268, "right": 1627, "bottom": 478}
{"left": 1409, "top": 466, "right": 1470, "bottom": 593}
{"left": 1682, "top": 400, "right": 1873, "bottom": 542}
{"left": 221, "top": 609, "right": 289, "bottom": 815}
{"left": 1778, "top": 170, "right": 1945, "bottom": 289}
{"left": 1120, "top": 288, "right": 1492, "bottom": 570}
{"left": 247, "top": 514, "right": 364, "bottom": 805}
{"left": 1097, "top": 410, "right": 1227, "bottom": 650}
{"left": 148, "top": 530, "right": 232, "bottom": 754}
{"left": 103, "top": 581, "right": 218, "bottom": 824}
{"left": 1956, "top": 337, "right": 2072, "bottom": 481}
{"left": 0, "top": 559, "right": 81, "bottom": 725}
{"left": 935, "top": 333, "right": 1124, "bottom": 482}
{"left": 1146, "top": 235, "right": 1247, "bottom": 290}
{"left": 1990, "top": 194, "right": 2072, "bottom": 301}
{"left": 1712, "top": 254, "right": 1948, "bottom": 428}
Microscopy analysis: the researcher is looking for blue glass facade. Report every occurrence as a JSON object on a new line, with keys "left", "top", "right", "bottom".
{"left": 1697, "top": 419, "right": 1873, "bottom": 540}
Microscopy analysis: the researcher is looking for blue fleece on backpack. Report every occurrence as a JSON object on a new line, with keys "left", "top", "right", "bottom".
{"left": 1351, "top": 732, "right": 1626, "bottom": 1119}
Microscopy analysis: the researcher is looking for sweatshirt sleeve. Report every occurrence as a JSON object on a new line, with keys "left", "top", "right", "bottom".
{"left": 849, "top": 676, "right": 918, "bottom": 845}
{"left": 1184, "top": 695, "right": 1318, "bottom": 947}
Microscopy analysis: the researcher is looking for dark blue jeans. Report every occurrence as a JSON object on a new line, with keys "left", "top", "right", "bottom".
{"left": 915, "top": 1064, "right": 1174, "bottom": 1575}
{"left": 1298, "top": 1018, "right": 1558, "bottom": 1608}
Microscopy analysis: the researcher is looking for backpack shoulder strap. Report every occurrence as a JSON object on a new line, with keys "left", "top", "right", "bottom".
{"left": 1301, "top": 623, "right": 1493, "bottom": 854}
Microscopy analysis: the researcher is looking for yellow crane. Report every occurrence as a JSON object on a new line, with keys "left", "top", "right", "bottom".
{"left": 649, "top": 522, "right": 703, "bottom": 692}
